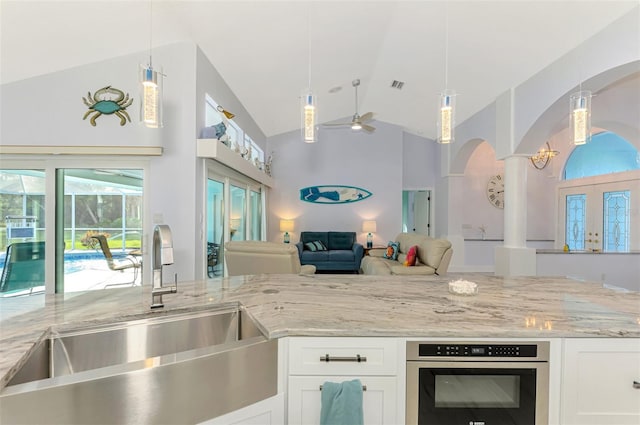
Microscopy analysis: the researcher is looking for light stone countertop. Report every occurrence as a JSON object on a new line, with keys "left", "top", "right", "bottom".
{"left": 1, "top": 273, "right": 639, "bottom": 389}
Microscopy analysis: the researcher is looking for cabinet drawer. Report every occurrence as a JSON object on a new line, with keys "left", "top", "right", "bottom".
{"left": 288, "top": 337, "right": 398, "bottom": 376}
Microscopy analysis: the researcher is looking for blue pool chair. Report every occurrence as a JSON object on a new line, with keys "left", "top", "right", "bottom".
{"left": 0, "top": 241, "right": 46, "bottom": 295}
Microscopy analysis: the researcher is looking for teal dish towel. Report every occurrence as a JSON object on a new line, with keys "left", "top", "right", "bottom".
{"left": 320, "top": 379, "right": 364, "bottom": 425}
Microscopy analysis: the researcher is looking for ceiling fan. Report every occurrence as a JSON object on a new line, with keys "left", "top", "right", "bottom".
{"left": 323, "top": 79, "right": 375, "bottom": 133}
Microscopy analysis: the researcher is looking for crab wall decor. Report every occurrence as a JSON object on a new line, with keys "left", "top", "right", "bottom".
{"left": 82, "top": 86, "right": 133, "bottom": 126}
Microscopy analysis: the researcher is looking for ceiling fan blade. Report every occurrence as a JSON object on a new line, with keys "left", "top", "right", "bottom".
{"left": 359, "top": 112, "right": 374, "bottom": 122}
{"left": 322, "top": 122, "right": 351, "bottom": 127}
{"left": 361, "top": 123, "right": 376, "bottom": 133}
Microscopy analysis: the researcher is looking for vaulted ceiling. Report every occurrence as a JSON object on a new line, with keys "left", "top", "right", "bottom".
{"left": 1, "top": 1, "right": 637, "bottom": 140}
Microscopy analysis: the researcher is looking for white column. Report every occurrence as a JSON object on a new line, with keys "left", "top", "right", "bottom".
{"left": 495, "top": 155, "right": 536, "bottom": 276}
{"left": 504, "top": 155, "right": 528, "bottom": 248}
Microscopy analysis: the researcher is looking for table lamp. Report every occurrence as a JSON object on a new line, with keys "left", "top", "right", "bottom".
{"left": 362, "top": 220, "right": 377, "bottom": 249}
{"left": 280, "top": 219, "right": 294, "bottom": 243}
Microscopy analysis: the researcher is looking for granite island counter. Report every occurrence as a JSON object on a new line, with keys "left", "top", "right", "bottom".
{"left": 2, "top": 273, "right": 639, "bottom": 391}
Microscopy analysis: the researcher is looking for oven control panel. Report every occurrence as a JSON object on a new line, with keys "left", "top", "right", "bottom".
{"left": 418, "top": 343, "right": 538, "bottom": 357}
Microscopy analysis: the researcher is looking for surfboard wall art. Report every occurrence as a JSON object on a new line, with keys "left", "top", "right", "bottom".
{"left": 300, "top": 185, "right": 372, "bottom": 204}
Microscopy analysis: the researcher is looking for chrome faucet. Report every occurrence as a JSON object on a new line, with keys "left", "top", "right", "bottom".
{"left": 151, "top": 224, "right": 177, "bottom": 309}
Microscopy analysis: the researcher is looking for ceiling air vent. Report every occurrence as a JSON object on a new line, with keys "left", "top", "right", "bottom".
{"left": 391, "top": 80, "right": 405, "bottom": 90}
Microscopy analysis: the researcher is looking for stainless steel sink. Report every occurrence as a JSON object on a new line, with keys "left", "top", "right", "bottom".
{"left": 0, "top": 303, "right": 278, "bottom": 424}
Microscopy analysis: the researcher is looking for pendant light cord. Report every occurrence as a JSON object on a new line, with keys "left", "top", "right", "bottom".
{"left": 149, "top": 0, "right": 153, "bottom": 68}
{"left": 307, "top": 5, "right": 312, "bottom": 90}
{"left": 444, "top": 0, "right": 449, "bottom": 89}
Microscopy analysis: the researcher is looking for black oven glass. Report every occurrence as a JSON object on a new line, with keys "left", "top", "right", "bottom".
{"left": 418, "top": 368, "right": 536, "bottom": 425}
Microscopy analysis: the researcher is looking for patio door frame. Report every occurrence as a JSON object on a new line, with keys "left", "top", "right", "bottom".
{"left": 1, "top": 157, "right": 151, "bottom": 294}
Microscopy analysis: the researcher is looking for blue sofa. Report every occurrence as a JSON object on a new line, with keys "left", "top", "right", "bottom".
{"left": 296, "top": 231, "right": 364, "bottom": 272}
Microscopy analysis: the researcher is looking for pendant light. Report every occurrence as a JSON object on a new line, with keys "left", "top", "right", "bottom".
{"left": 570, "top": 90, "right": 592, "bottom": 145}
{"left": 140, "top": 0, "right": 163, "bottom": 128}
{"left": 437, "top": 1, "right": 456, "bottom": 144}
{"left": 301, "top": 7, "right": 317, "bottom": 143}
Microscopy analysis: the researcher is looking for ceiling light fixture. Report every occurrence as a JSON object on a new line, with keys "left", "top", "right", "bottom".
{"left": 529, "top": 141, "right": 559, "bottom": 170}
{"left": 570, "top": 90, "right": 592, "bottom": 145}
{"left": 437, "top": 1, "right": 456, "bottom": 144}
{"left": 140, "top": 0, "right": 163, "bottom": 128}
{"left": 302, "top": 6, "right": 316, "bottom": 143}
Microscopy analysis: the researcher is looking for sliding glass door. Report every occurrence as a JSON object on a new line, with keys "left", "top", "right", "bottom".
{"left": 206, "top": 162, "right": 266, "bottom": 277}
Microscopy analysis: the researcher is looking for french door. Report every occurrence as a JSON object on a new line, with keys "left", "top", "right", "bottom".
{"left": 558, "top": 175, "right": 639, "bottom": 252}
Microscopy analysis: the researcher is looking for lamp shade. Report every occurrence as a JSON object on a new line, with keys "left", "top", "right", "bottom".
{"left": 280, "top": 219, "right": 295, "bottom": 233}
{"left": 362, "top": 220, "right": 377, "bottom": 233}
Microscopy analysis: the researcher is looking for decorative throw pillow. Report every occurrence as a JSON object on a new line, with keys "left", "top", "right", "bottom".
{"left": 305, "top": 240, "right": 327, "bottom": 252}
{"left": 384, "top": 241, "right": 400, "bottom": 260}
{"left": 404, "top": 245, "right": 418, "bottom": 266}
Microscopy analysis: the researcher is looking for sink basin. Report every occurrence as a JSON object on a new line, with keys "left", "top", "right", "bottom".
{"left": 1, "top": 303, "right": 278, "bottom": 424}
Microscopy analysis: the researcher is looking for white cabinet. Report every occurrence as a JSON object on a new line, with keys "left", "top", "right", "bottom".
{"left": 287, "top": 337, "right": 400, "bottom": 425}
{"left": 561, "top": 338, "right": 640, "bottom": 425}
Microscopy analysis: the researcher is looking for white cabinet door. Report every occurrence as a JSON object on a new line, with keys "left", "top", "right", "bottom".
{"left": 287, "top": 376, "right": 397, "bottom": 425}
{"left": 201, "top": 393, "right": 284, "bottom": 425}
{"left": 562, "top": 338, "right": 640, "bottom": 425}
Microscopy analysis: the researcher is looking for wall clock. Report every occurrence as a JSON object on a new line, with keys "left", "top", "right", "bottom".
{"left": 486, "top": 174, "right": 504, "bottom": 209}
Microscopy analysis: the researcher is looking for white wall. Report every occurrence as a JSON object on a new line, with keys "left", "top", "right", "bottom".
{"left": 266, "top": 121, "right": 409, "bottom": 246}
{"left": 1, "top": 42, "right": 202, "bottom": 284}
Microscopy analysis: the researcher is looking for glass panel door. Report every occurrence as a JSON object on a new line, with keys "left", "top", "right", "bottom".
{"left": 230, "top": 185, "right": 246, "bottom": 241}
{"left": 249, "top": 189, "right": 262, "bottom": 240}
{"left": 0, "top": 169, "right": 46, "bottom": 296}
{"left": 559, "top": 178, "right": 639, "bottom": 252}
{"left": 206, "top": 178, "right": 224, "bottom": 277}
{"left": 59, "top": 169, "right": 143, "bottom": 292}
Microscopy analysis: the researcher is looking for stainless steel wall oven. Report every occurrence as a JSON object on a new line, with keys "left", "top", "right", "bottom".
{"left": 406, "top": 341, "right": 549, "bottom": 425}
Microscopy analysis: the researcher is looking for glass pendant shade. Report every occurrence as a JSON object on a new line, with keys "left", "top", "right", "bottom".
{"left": 437, "top": 89, "right": 456, "bottom": 144}
{"left": 140, "top": 65, "right": 163, "bottom": 128}
{"left": 570, "top": 90, "right": 591, "bottom": 145}
{"left": 302, "top": 91, "right": 317, "bottom": 143}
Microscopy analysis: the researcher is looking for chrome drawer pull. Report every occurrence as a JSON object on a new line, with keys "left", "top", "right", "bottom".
{"left": 633, "top": 381, "right": 640, "bottom": 389}
{"left": 320, "top": 354, "right": 367, "bottom": 363}
{"left": 320, "top": 384, "right": 367, "bottom": 391}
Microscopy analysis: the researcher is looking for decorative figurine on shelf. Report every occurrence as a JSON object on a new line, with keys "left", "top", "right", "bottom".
{"left": 563, "top": 243, "right": 570, "bottom": 252}
{"left": 265, "top": 153, "right": 273, "bottom": 176}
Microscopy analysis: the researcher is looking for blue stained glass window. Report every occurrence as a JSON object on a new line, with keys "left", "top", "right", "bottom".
{"left": 603, "top": 191, "right": 630, "bottom": 252}
{"left": 566, "top": 194, "right": 586, "bottom": 250}
{"left": 564, "top": 132, "right": 640, "bottom": 180}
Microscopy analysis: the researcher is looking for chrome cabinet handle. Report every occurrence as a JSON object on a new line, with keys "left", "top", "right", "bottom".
{"left": 633, "top": 381, "right": 640, "bottom": 389}
{"left": 320, "top": 354, "right": 367, "bottom": 362}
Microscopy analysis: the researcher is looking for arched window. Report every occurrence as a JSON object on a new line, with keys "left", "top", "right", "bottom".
{"left": 563, "top": 132, "right": 640, "bottom": 180}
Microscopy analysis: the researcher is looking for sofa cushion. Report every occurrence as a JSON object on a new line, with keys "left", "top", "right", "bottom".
{"left": 328, "top": 232, "right": 356, "bottom": 250}
{"left": 301, "top": 232, "right": 329, "bottom": 247}
{"left": 300, "top": 250, "right": 329, "bottom": 262}
{"left": 329, "top": 250, "right": 355, "bottom": 262}
{"left": 305, "top": 241, "right": 327, "bottom": 252}
{"left": 384, "top": 241, "right": 399, "bottom": 260}
{"left": 390, "top": 264, "right": 436, "bottom": 275}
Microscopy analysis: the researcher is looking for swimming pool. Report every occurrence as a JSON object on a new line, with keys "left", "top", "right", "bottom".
{"left": 0, "top": 251, "right": 133, "bottom": 276}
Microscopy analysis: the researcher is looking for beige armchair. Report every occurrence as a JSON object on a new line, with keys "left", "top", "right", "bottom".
{"left": 225, "top": 240, "right": 316, "bottom": 276}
